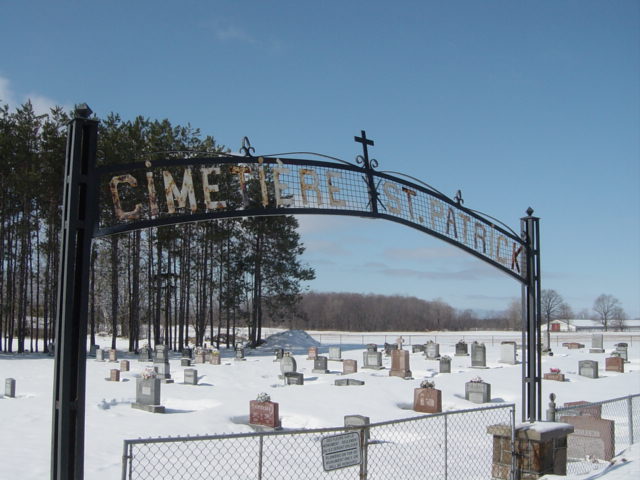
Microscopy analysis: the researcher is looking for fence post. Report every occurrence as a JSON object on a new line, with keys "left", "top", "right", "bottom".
{"left": 628, "top": 396, "right": 635, "bottom": 445}
{"left": 510, "top": 405, "right": 517, "bottom": 480}
{"left": 257, "top": 436, "right": 263, "bottom": 480}
{"left": 121, "top": 442, "right": 131, "bottom": 480}
{"left": 444, "top": 414, "right": 448, "bottom": 480}
{"left": 360, "top": 426, "right": 368, "bottom": 480}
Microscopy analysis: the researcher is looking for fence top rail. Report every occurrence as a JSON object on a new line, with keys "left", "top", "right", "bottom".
{"left": 122, "top": 403, "right": 515, "bottom": 446}
{"left": 555, "top": 393, "right": 639, "bottom": 412}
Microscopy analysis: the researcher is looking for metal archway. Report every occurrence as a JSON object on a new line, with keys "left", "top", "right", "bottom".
{"left": 52, "top": 108, "right": 541, "bottom": 480}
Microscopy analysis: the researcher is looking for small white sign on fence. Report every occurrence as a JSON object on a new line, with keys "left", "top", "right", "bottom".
{"left": 321, "top": 432, "right": 361, "bottom": 471}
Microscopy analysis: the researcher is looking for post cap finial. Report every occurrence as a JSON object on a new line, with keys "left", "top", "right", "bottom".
{"left": 526, "top": 207, "right": 534, "bottom": 216}
{"left": 75, "top": 103, "right": 93, "bottom": 119}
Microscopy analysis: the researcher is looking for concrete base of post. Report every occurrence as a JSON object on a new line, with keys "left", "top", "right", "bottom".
{"left": 488, "top": 422, "right": 574, "bottom": 480}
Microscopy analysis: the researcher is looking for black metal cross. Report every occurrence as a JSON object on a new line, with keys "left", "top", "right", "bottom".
{"left": 354, "top": 130, "right": 374, "bottom": 169}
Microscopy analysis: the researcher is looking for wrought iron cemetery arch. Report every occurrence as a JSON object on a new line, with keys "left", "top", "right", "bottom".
{"left": 52, "top": 107, "right": 541, "bottom": 480}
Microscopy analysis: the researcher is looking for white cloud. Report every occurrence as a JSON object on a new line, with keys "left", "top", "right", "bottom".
{"left": 0, "top": 75, "right": 16, "bottom": 107}
{"left": 0, "top": 75, "right": 69, "bottom": 114}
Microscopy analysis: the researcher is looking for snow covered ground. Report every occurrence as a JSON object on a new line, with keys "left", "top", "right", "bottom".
{"left": 0, "top": 330, "right": 638, "bottom": 479}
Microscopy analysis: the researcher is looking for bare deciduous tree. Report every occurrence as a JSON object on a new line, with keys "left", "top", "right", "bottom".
{"left": 593, "top": 294, "right": 622, "bottom": 332}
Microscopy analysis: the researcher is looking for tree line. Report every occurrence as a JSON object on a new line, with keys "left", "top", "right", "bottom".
{"left": 0, "top": 101, "right": 313, "bottom": 353}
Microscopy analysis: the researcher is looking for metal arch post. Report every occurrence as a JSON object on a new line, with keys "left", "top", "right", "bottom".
{"left": 521, "top": 209, "right": 542, "bottom": 422}
{"left": 51, "top": 107, "right": 98, "bottom": 480}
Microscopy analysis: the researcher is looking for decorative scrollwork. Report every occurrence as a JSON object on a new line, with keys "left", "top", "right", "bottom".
{"left": 454, "top": 189, "right": 464, "bottom": 205}
{"left": 356, "top": 155, "right": 379, "bottom": 170}
{"left": 240, "top": 137, "right": 255, "bottom": 157}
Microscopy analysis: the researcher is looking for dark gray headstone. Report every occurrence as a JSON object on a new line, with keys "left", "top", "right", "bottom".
{"left": 335, "top": 379, "right": 365, "bottom": 386}
{"left": 138, "top": 345, "right": 152, "bottom": 362}
{"left": 455, "top": 341, "right": 468, "bottom": 356}
{"left": 471, "top": 342, "right": 486, "bottom": 367}
{"left": 284, "top": 372, "right": 304, "bottom": 385}
{"left": 312, "top": 356, "right": 329, "bottom": 374}
{"left": 274, "top": 348, "right": 284, "bottom": 362}
{"left": 235, "top": 346, "right": 246, "bottom": 361}
{"left": 154, "top": 345, "right": 169, "bottom": 364}
{"left": 132, "top": 377, "right": 165, "bottom": 413}
{"left": 181, "top": 358, "right": 191, "bottom": 367}
{"left": 366, "top": 344, "right": 377, "bottom": 353}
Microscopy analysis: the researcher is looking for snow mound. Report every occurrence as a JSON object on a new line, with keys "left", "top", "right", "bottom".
{"left": 258, "top": 330, "right": 320, "bottom": 352}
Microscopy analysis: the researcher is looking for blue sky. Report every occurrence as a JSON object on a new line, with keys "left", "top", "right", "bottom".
{"left": 1, "top": 1, "right": 638, "bottom": 318}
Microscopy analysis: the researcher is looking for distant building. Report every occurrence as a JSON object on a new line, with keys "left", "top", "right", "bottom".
{"left": 543, "top": 319, "right": 640, "bottom": 332}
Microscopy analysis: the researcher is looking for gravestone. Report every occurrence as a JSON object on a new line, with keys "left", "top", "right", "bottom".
{"left": 273, "top": 348, "right": 284, "bottom": 362}
{"left": 194, "top": 349, "right": 206, "bottom": 364}
{"left": 590, "top": 334, "right": 605, "bottom": 353}
{"left": 543, "top": 369, "right": 565, "bottom": 382}
{"left": 565, "top": 342, "right": 584, "bottom": 349}
{"left": 424, "top": 341, "right": 440, "bottom": 360}
{"left": 210, "top": 353, "right": 221, "bottom": 365}
{"left": 439, "top": 356, "right": 451, "bottom": 373}
{"left": 181, "top": 358, "right": 191, "bottom": 367}
{"left": 342, "top": 359, "right": 357, "bottom": 375}
{"left": 184, "top": 368, "right": 198, "bottom": 385}
{"left": 383, "top": 342, "right": 398, "bottom": 356}
{"left": 153, "top": 362, "right": 173, "bottom": 383}
{"left": 560, "top": 415, "right": 615, "bottom": 461}
{"left": 47, "top": 342, "right": 56, "bottom": 356}
{"left": 366, "top": 344, "right": 377, "bottom": 353}
{"left": 344, "top": 414, "right": 370, "bottom": 441}
{"left": 605, "top": 356, "right": 624, "bottom": 373}
{"left": 413, "top": 387, "right": 442, "bottom": 413}
{"left": 89, "top": 344, "right": 98, "bottom": 357}
{"left": 181, "top": 347, "right": 193, "bottom": 359}
{"left": 249, "top": 400, "right": 281, "bottom": 429}
{"left": 362, "top": 351, "right": 384, "bottom": 370}
{"left": 412, "top": 345, "right": 425, "bottom": 354}
{"left": 455, "top": 341, "right": 468, "bottom": 356}
{"left": 465, "top": 380, "right": 491, "bottom": 404}
{"left": 499, "top": 341, "right": 517, "bottom": 365}
{"left": 312, "top": 356, "right": 329, "bottom": 374}
{"left": 280, "top": 354, "right": 297, "bottom": 376}
{"left": 471, "top": 342, "right": 487, "bottom": 368}
{"left": 138, "top": 345, "right": 152, "bottom": 362}
{"left": 307, "top": 346, "right": 318, "bottom": 360}
{"left": 95, "top": 348, "right": 105, "bottom": 362}
{"left": 563, "top": 401, "right": 602, "bottom": 418}
{"left": 335, "top": 378, "right": 365, "bottom": 386}
{"left": 108, "top": 348, "right": 117, "bottom": 362}
{"left": 614, "top": 344, "right": 628, "bottom": 362}
{"left": 389, "top": 349, "right": 412, "bottom": 378}
{"left": 132, "top": 375, "right": 165, "bottom": 413}
{"left": 108, "top": 369, "right": 120, "bottom": 382}
{"left": 235, "top": 346, "right": 246, "bottom": 361}
{"left": 578, "top": 360, "right": 599, "bottom": 379}
{"left": 5, "top": 378, "right": 16, "bottom": 398}
{"left": 541, "top": 334, "right": 551, "bottom": 354}
{"left": 328, "top": 346, "right": 342, "bottom": 362}
{"left": 284, "top": 372, "right": 304, "bottom": 385}
{"left": 154, "top": 345, "right": 169, "bottom": 363}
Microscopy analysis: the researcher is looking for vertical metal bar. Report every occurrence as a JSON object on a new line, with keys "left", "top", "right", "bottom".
{"left": 121, "top": 442, "right": 130, "bottom": 480}
{"left": 257, "top": 435, "right": 263, "bottom": 480}
{"left": 510, "top": 406, "right": 517, "bottom": 480}
{"left": 444, "top": 414, "right": 448, "bottom": 480}
{"left": 360, "top": 427, "right": 368, "bottom": 480}
{"left": 628, "top": 396, "right": 635, "bottom": 445}
{"left": 51, "top": 106, "right": 98, "bottom": 480}
{"left": 521, "top": 209, "right": 541, "bottom": 423}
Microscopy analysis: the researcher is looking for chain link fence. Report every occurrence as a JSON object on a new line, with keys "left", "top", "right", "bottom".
{"left": 551, "top": 393, "right": 639, "bottom": 476}
{"left": 122, "top": 403, "right": 514, "bottom": 479}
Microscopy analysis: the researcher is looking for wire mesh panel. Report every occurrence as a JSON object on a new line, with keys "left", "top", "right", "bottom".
{"left": 123, "top": 405, "right": 515, "bottom": 480}
{"left": 555, "top": 394, "right": 639, "bottom": 475}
